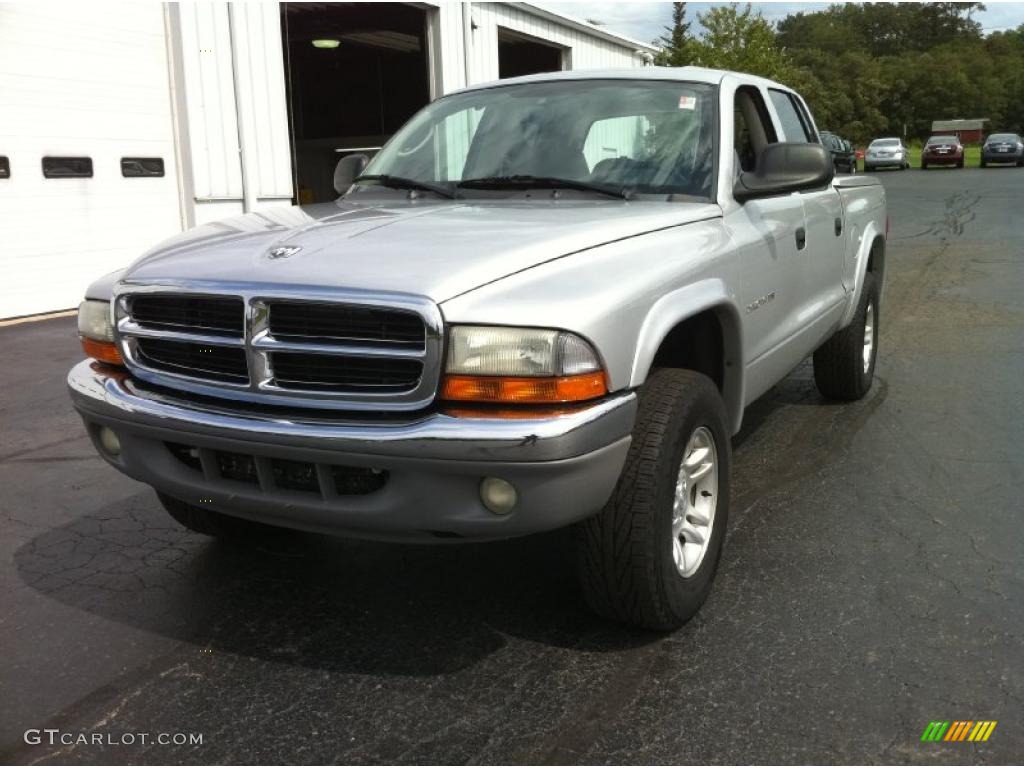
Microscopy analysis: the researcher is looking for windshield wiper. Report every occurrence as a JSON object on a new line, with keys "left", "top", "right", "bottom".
{"left": 458, "top": 175, "right": 632, "bottom": 200}
{"left": 354, "top": 174, "right": 457, "bottom": 199}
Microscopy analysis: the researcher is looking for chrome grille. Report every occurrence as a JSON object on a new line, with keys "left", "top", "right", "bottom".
{"left": 115, "top": 285, "right": 443, "bottom": 412}
{"left": 136, "top": 339, "right": 248, "bottom": 384}
{"left": 269, "top": 352, "right": 422, "bottom": 391}
{"left": 130, "top": 295, "right": 244, "bottom": 336}
{"left": 268, "top": 301, "right": 424, "bottom": 348}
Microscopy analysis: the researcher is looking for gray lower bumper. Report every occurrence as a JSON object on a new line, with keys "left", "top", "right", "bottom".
{"left": 68, "top": 361, "right": 636, "bottom": 541}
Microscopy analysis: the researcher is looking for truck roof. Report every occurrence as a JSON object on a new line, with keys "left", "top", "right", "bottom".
{"left": 455, "top": 66, "right": 796, "bottom": 95}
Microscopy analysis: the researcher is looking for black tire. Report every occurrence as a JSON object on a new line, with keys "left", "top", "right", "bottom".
{"left": 980, "top": 159, "right": 987, "bottom": 168}
{"left": 957, "top": 159, "right": 965, "bottom": 168}
{"left": 157, "top": 491, "right": 278, "bottom": 539}
{"left": 575, "top": 369, "right": 731, "bottom": 631}
{"left": 921, "top": 161, "right": 927, "bottom": 170}
{"left": 813, "top": 271, "right": 879, "bottom": 401}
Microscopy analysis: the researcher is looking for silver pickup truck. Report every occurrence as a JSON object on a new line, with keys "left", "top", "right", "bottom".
{"left": 69, "top": 67, "right": 886, "bottom": 630}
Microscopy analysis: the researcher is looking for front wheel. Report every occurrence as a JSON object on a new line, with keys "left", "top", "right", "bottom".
{"left": 813, "top": 272, "right": 879, "bottom": 401}
{"left": 575, "top": 369, "right": 731, "bottom": 631}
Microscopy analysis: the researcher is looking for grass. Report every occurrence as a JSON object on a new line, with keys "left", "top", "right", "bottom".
{"left": 858, "top": 145, "right": 982, "bottom": 171}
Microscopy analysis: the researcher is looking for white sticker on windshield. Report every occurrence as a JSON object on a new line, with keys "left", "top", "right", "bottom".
{"left": 678, "top": 95, "right": 696, "bottom": 110}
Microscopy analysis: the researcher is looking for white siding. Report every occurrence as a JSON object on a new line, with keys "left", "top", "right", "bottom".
{"left": 0, "top": 2, "right": 182, "bottom": 318}
{"left": 463, "top": 3, "right": 647, "bottom": 88}
{"left": 176, "top": 2, "right": 292, "bottom": 223}
{"left": 176, "top": 3, "right": 243, "bottom": 202}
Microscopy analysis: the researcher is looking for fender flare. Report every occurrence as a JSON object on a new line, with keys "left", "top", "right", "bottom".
{"left": 840, "top": 223, "right": 885, "bottom": 328}
{"left": 629, "top": 278, "right": 745, "bottom": 434}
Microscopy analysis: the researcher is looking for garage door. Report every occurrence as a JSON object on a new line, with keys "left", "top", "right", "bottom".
{"left": 0, "top": 3, "right": 183, "bottom": 319}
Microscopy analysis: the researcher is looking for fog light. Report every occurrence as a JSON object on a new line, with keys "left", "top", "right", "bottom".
{"left": 98, "top": 426, "right": 121, "bottom": 457}
{"left": 480, "top": 477, "right": 517, "bottom": 515}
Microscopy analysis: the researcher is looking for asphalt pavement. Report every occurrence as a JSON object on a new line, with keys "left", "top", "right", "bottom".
{"left": 2, "top": 167, "right": 1022, "bottom": 764}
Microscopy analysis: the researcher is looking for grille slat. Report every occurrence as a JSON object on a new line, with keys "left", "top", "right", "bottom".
{"left": 130, "top": 295, "right": 244, "bottom": 336}
{"left": 136, "top": 339, "right": 249, "bottom": 384}
{"left": 270, "top": 352, "right": 422, "bottom": 391}
{"left": 268, "top": 301, "right": 425, "bottom": 348}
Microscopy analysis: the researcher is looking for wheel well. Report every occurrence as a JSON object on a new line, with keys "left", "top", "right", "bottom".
{"left": 867, "top": 236, "right": 885, "bottom": 280}
{"left": 649, "top": 310, "right": 724, "bottom": 392}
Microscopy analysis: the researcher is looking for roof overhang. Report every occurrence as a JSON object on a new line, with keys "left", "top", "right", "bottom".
{"left": 515, "top": 3, "right": 660, "bottom": 54}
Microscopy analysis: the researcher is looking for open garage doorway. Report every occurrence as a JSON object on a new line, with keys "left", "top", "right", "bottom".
{"left": 281, "top": 3, "right": 431, "bottom": 204}
{"left": 498, "top": 28, "right": 566, "bottom": 79}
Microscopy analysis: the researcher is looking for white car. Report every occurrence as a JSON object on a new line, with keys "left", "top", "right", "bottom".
{"left": 864, "top": 137, "right": 910, "bottom": 171}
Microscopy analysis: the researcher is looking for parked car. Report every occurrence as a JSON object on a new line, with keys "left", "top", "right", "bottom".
{"left": 980, "top": 133, "right": 1024, "bottom": 167}
{"left": 820, "top": 131, "right": 857, "bottom": 173}
{"left": 69, "top": 69, "right": 888, "bottom": 630}
{"left": 921, "top": 135, "right": 964, "bottom": 169}
{"left": 864, "top": 137, "right": 910, "bottom": 171}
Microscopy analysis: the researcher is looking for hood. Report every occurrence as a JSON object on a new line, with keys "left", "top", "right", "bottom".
{"left": 123, "top": 197, "right": 721, "bottom": 304}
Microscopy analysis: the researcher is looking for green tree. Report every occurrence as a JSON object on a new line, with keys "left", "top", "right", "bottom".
{"left": 689, "top": 3, "right": 797, "bottom": 82}
{"left": 655, "top": 2, "right": 695, "bottom": 66}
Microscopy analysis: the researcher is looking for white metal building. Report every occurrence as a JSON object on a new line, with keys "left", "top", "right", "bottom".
{"left": 0, "top": 2, "right": 657, "bottom": 319}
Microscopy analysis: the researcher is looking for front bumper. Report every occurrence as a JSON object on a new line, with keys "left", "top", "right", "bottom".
{"left": 68, "top": 361, "right": 636, "bottom": 541}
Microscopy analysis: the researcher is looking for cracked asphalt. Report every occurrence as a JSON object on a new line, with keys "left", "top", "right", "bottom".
{"left": 2, "top": 168, "right": 1022, "bottom": 764}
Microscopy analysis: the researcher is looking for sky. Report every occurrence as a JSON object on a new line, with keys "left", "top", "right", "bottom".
{"left": 540, "top": 1, "right": 1024, "bottom": 47}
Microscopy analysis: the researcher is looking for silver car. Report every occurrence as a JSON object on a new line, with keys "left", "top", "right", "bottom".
{"left": 864, "top": 137, "right": 910, "bottom": 171}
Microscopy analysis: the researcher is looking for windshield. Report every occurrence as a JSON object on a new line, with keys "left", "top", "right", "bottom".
{"left": 359, "top": 79, "right": 717, "bottom": 200}
{"left": 987, "top": 133, "right": 1019, "bottom": 143}
{"left": 871, "top": 139, "right": 900, "bottom": 147}
{"left": 927, "top": 136, "right": 958, "bottom": 145}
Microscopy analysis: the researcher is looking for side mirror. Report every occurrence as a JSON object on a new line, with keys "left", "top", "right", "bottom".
{"left": 733, "top": 142, "right": 834, "bottom": 202}
{"left": 333, "top": 153, "right": 369, "bottom": 194}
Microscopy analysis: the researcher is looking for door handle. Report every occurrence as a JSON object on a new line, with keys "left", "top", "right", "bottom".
{"left": 795, "top": 227, "right": 806, "bottom": 250}
{"left": 834, "top": 217, "right": 843, "bottom": 236}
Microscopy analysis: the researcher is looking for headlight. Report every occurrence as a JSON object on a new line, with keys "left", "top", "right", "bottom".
{"left": 77, "top": 300, "right": 114, "bottom": 341}
{"left": 77, "top": 300, "right": 123, "bottom": 365}
{"left": 442, "top": 325, "right": 606, "bottom": 404}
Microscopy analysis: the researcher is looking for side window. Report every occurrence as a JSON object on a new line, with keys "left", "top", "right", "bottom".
{"left": 769, "top": 89, "right": 813, "bottom": 142}
{"left": 734, "top": 87, "right": 777, "bottom": 173}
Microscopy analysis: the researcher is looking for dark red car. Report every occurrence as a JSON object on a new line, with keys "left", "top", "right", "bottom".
{"left": 921, "top": 135, "right": 964, "bottom": 169}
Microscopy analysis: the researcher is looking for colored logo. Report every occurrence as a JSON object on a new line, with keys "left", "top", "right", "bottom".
{"left": 921, "top": 721, "right": 997, "bottom": 742}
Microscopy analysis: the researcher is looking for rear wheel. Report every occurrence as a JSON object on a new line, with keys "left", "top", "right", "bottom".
{"left": 157, "top": 492, "right": 280, "bottom": 539}
{"left": 957, "top": 158, "right": 965, "bottom": 168}
{"left": 575, "top": 369, "right": 731, "bottom": 631}
{"left": 813, "top": 272, "right": 879, "bottom": 401}
{"left": 921, "top": 161, "right": 928, "bottom": 170}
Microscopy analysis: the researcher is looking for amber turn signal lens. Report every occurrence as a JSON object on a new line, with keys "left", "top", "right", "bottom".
{"left": 440, "top": 373, "right": 607, "bottom": 404}
{"left": 81, "top": 337, "right": 124, "bottom": 366}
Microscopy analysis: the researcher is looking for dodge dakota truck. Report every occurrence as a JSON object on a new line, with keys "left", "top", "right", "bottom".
{"left": 69, "top": 68, "right": 887, "bottom": 630}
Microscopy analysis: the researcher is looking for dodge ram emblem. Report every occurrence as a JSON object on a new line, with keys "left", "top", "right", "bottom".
{"left": 268, "top": 245, "right": 302, "bottom": 260}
